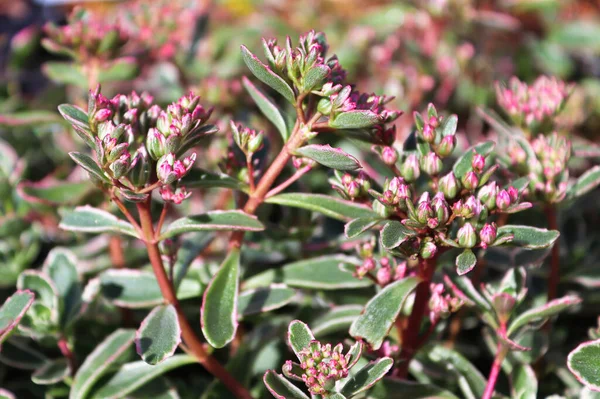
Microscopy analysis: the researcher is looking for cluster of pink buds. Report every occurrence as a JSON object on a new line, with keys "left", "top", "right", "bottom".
{"left": 413, "top": 104, "right": 458, "bottom": 162}
{"left": 283, "top": 340, "right": 351, "bottom": 396}
{"left": 476, "top": 182, "right": 529, "bottom": 213}
{"left": 379, "top": 177, "right": 411, "bottom": 208}
{"left": 159, "top": 185, "right": 191, "bottom": 205}
{"left": 527, "top": 133, "right": 571, "bottom": 203}
{"left": 157, "top": 153, "right": 196, "bottom": 185}
{"left": 231, "top": 123, "right": 264, "bottom": 155}
{"left": 496, "top": 76, "right": 573, "bottom": 133}
{"left": 43, "top": 9, "right": 128, "bottom": 61}
{"left": 331, "top": 171, "right": 371, "bottom": 201}
{"left": 429, "top": 283, "right": 463, "bottom": 323}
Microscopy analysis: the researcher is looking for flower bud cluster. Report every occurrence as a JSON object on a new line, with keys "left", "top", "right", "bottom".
{"left": 379, "top": 177, "right": 411, "bottom": 208}
{"left": 413, "top": 104, "right": 458, "bottom": 166}
{"left": 429, "top": 283, "right": 463, "bottom": 323}
{"left": 528, "top": 133, "right": 571, "bottom": 203}
{"left": 331, "top": 171, "right": 371, "bottom": 201}
{"left": 231, "top": 123, "right": 264, "bottom": 155}
{"left": 476, "top": 182, "right": 526, "bottom": 212}
{"left": 284, "top": 340, "right": 350, "bottom": 396}
{"left": 496, "top": 76, "right": 573, "bottom": 133}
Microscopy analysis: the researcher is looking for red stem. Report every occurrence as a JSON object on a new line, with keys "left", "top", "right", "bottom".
{"left": 58, "top": 337, "right": 77, "bottom": 375}
{"left": 482, "top": 330, "right": 508, "bottom": 399}
{"left": 545, "top": 204, "right": 560, "bottom": 301}
{"left": 136, "top": 199, "right": 252, "bottom": 399}
{"left": 395, "top": 257, "right": 436, "bottom": 378}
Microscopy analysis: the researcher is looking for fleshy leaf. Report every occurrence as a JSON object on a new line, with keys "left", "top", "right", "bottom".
{"left": 159, "top": 210, "right": 264, "bottom": 240}
{"left": 31, "top": 359, "right": 70, "bottom": 385}
{"left": 350, "top": 277, "right": 420, "bottom": 350}
{"left": 266, "top": 193, "right": 378, "bottom": 221}
{"left": 345, "top": 217, "right": 381, "bottom": 238}
{"left": 57, "top": 104, "right": 89, "bottom": 134}
{"left": 568, "top": 338, "right": 600, "bottom": 391}
{"left": 243, "top": 255, "right": 371, "bottom": 290}
{"left": 507, "top": 295, "right": 581, "bottom": 336}
{"left": 43, "top": 248, "right": 82, "bottom": 328}
{"left": 136, "top": 305, "right": 181, "bottom": 365}
{"left": 330, "top": 110, "right": 381, "bottom": 129}
{"left": 0, "top": 111, "right": 64, "bottom": 127}
{"left": 68, "top": 152, "right": 110, "bottom": 183}
{"left": 241, "top": 45, "right": 295, "bottom": 104}
{"left": 369, "top": 379, "right": 460, "bottom": 398}
{"left": 181, "top": 168, "right": 247, "bottom": 191}
{"left": 452, "top": 141, "right": 495, "bottom": 178}
{"left": 98, "top": 57, "right": 138, "bottom": 82}
{"left": 380, "top": 220, "right": 415, "bottom": 249}
{"left": 43, "top": 62, "right": 86, "bottom": 88}
{"left": 91, "top": 355, "right": 195, "bottom": 399}
{"left": 341, "top": 357, "right": 393, "bottom": 397}
{"left": 456, "top": 249, "right": 477, "bottom": 276}
{"left": 0, "top": 291, "right": 35, "bottom": 347}
{"left": 18, "top": 181, "right": 93, "bottom": 206}
{"left": 60, "top": 206, "right": 139, "bottom": 238}
{"left": 511, "top": 364, "right": 537, "bottom": 399}
{"left": 428, "top": 345, "right": 487, "bottom": 398}
{"left": 0, "top": 338, "right": 48, "bottom": 370}
{"left": 264, "top": 370, "right": 309, "bottom": 399}
{"left": 237, "top": 285, "right": 296, "bottom": 319}
{"left": 303, "top": 65, "right": 330, "bottom": 92}
{"left": 201, "top": 249, "right": 240, "bottom": 348}
{"left": 242, "top": 76, "right": 289, "bottom": 140}
{"left": 100, "top": 269, "right": 202, "bottom": 309}
{"left": 17, "top": 271, "right": 60, "bottom": 325}
{"left": 568, "top": 165, "right": 600, "bottom": 199}
{"left": 497, "top": 225, "right": 559, "bottom": 249}
{"left": 287, "top": 320, "right": 315, "bottom": 359}
{"left": 312, "top": 305, "right": 363, "bottom": 337}
{"left": 69, "top": 329, "right": 135, "bottom": 399}
{"left": 294, "top": 144, "right": 362, "bottom": 171}
{"left": 440, "top": 114, "right": 458, "bottom": 137}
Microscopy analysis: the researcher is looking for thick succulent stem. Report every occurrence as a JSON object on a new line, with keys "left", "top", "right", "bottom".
{"left": 136, "top": 199, "right": 252, "bottom": 399}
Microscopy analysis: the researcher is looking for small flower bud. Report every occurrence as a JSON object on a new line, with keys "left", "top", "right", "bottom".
{"left": 420, "top": 152, "right": 443, "bottom": 176}
{"left": 146, "top": 128, "right": 167, "bottom": 160}
{"left": 436, "top": 135, "right": 456, "bottom": 157}
{"left": 421, "top": 124, "right": 435, "bottom": 143}
{"left": 128, "top": 147, "right": 150, "bottom": 187}
{"left": 461, "top": 171, "right": 479, "bottom": 190}
{"left": 479, "top": 223, "right": 497, "bottom": 248}
{"left": 417, "top": 202, "right": 434, "bottom": 224}
{"left": 439, "top": 172, "right": 459, "bottom": 199}
{"left": 400, "top": 154, "right": 420, "bottom": 182}
{"left": 507, "top": 186, "right": 519, "bottom": 202}
{"left": 109, "top": 153, "right": 130, "bottom": 178}
{"left": 94, "top": 108, "right": 113, "bottom": 122}
{"left": 496, "top": 189, "right": 511, "bottom": 210}
{"left": 457, "top": 223, "right": 477, "bottom": 248}
{"left": 381, "top": 146, "right": 398, "bottom": 165}
{"left": 248, "top": 131, "right": 264, "bottom": 153}
{"left": 477, "top": 182, "right": 497, "bottom": 209}
{"left": 377, "top": 266, "right": 392, "bottom": 286}
{"left": 471, "top": 154, "right": 485, "bottom": 173}
{"left": 420, "top": 241, "right": 438, "bottom": 259}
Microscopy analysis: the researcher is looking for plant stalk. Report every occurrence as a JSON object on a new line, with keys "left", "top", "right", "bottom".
{"left": 58, "top": 337, "right": 77, "bottom": 375}
{"left": 136, "top": 199, "right": 252, "bottom": 399}
{"left": 482, "top": 341, "right": 508, "bottom": 399}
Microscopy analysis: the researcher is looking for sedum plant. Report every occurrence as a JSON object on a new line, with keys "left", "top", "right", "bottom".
{"left": 2, "top": 7, "right": 600, "bottom": 398}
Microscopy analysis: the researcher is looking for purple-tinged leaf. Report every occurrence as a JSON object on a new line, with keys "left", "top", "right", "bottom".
{"left": 68, "top": 152, "right": 110, "bottom": 183}
{"left": 263, "top": 370, "right": 309, "bottom": 399}
{"left": 237, "top": 285, "right": 296, "bottom": 319}
{"left": 241, "top": 45, "right": 295, "bottom": 104}
{"left": 0, "top": 111, "right": 64, "bottom": 127}
{"left": 510, "top": 364, "right": 537, "bottom": 399}
{"left": 330, "top": 110, "right": 382, "bottom": 129}
{"left": 507, "top": 295, "right": 581, "bottom": 336}
{"left": 501, "top": 202, "right": 533, "bottom": 214}
{"left": 568, "top": 165, "right": 600, "bottom": 199}
{"left": 242, "top": 76, "right": 289, "bottom": 140}
{"left": 350, "top": 277, "right": 420, "bottom": 350}
{"left": 456, "top": 249, "right": 477, "bottom": 276}
{"left": 0, "top": 290, "right": 34, "bottom": 348}
{"left": 17, "top": 271, "right": 60, "bottom": 326}
{"left": 497, "top": 225, "right": 559, "bottom": 249}
{"left": 294, "top": 144, "right": 362, "bottom": 171}
{"left": 44, "top": 62, "right": 86, "bottom": 88}
{"left": 312, "top": 305, "right": 363, "bottom": 337}
{"left": 265, "top": 193, "right": 379, "bottom": 221}
{"left": 287, "top": 320, "right": 314, "bottom": 359}
{"left": 568, "top": 338, "right": 600, "bottom": 391}
{"left": 201, "top": 249, "right": 240, "bottom": 348}
{"left": 159, "top": 210, "right": 264, "bottom": 240}
{"left": 70, "top": 329, "right": 135, "bottom": 399}
{"left": 60, "top": 206, "right": 139, "bottom": 238}
{"left": 303, "top": 65, "right": 330, "bottom": 93}
{"left": 345, "top": 217, "right": 381, "bottom": 239}
{"left": 440, "top": 114, "right": 458, "bottom": 137}
{"left": 340, "top": 357, "right": 393, "bottom": 397}
{"left": 0, "top": 389, "right": 15, "bottom": 399}
{"left": 380, "top": 220, "right": 415, "bottom": 249}
{"left": 346, "top": 341, "right": 362, "bottom": 369}
{"left": 136, "top": 305, "right": 181, "bottom": 365}
{"left": 31, "top": 358, "right": 70, "bottom": 385}
{"left": 444, "top": 274, "right": 492, "bottom": 312}
{"left": 18, "top": 180, "right": 93, "bottom": 206}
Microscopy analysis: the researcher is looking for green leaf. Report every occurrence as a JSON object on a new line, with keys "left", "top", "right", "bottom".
{"left": 368, "top": 378, "right": 460, "bottom": 399}
{"left": 43, "top": 62, "right": 86, "bottom": 88}
{"left": 452, "top": 141, "right": 495, "bottom": 178}
{"left": 0, "top": 338, "right": 47, "bottom": 370}
{"left": 58, "top": 105, "right": 94, "bottom": 147}
{"left": 172, "top": 232, "right": 214, "bottom": 289}
{"left": 136, "top": 305, "right": 180, "bottom": 365}
{"left": 128, "top": 377, "right": 179, "bottom": 399}
{"left": 98, "top": 57, "right": 138, "bottom": 83}
{"left": 18, "top": 181, "right": 93, "bottom": 206}
{"left": 17, "top": 271, "right": 60, "bottom": 325}
{"left": 312, "top": 305, "right": 363, "bottom": 337}
{"left": 294, "top": 144, "right": 362, "bottom": 171}
{"left": 265, "top": 193, "right": 378, "bottom": 221}
{"left": 380, "top": 220, "right": 414, "bottom": 249}
{"left": 511, "top": 364, "right": 537, "bottom": 399}
{"left": 287, "top": 320, "right": 315, "bottom": 359}
{"left": 568, "top": 338, "right": 600, "bottom": 391}
{"left": 497, "top": 225, "right": 559, "bottom": 249}
{"left": 159, "top": 210, "right": 264, "bottom": 240}
{"left": 43, "top": 248, "right": 82, "bottom": 328}
{"left": 440, "top": 114, "right": 458, "bottom": 137}
{"left": 237, "top": 285, "right": 296, "bottom": 319}
{"left": 100, "top": 269, "right": 202, "bottom": 309}
{"left": 330, "top": 110, "right": 381, "bottom": 129}
{"left": 241, "top": 45, "right": 295, "bottom": 104}
{"left": 32, "top": 359, "right": 70, "bottom": 385}
{"left": 0, "top": 111, "right": 64, "bottom": 127}
{"left": 568, "top": 165, "right": 600, "bottom": 199}
{"left": 428, "top": 346, "right": 487, "bottom": 398}
{"left": 341, "top": 357, "right": 393, "bottom": 397}
{"left": 507, "top": 295, "right": 581, "bottom": 336}
{"left": 550, "top": 21, "right": 600, "bottom": 51}
{"left": 201, "top": 249, "right": 240, "bottom": 348}
{"left": 328, "top": 394, "right": 347, "bottom": 399}
{"left": 456, "top": 249, "right": 477, "bottom": 276}
{"left": 263, "top": 370, "right": 310, "bottom": 399}
{"left": 303, "top": 65, "right": 330, "bottom": 92}
{"left": 70, "top": 329, "right": 135, "bottom": 399}
{"left": 242, "top": 76, "right": 289, "bottom": 140}
{"left": 0, "top": 291, "right": 35, "bottom": 347}
{"left": 68, "top": 152, "right": 110, "bottom": 183}
{"left": 91, "top": 355, "right": 195, "bottom": 399}
{"left": 445, "top": 274, "right": 491, "bottom": 312}
{"left": 243, "top": 255, "right": 371, "bottom": 290}
{"left": 181, "top": 168, "right": 247, "bottom": 191}
{"left": 345, "top": 217, "right": 381, "bottom": 238}
{"left": 350, "top": 277, "right": 420, "bottom": 350}
{"left": 60, "top": 206, "right": 139, "bottom": 238}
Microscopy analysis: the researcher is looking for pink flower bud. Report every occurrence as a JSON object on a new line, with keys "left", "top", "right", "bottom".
{"left": 382, "top": 146, "right": 398, "bottom": 165}
{"left": 421, "top": 124, "right": 435, "bottom": 143}
{"left": 420, "top": 241, "right": 437, "bottom": 259}
{"left": 472, "top": 154, "right": 485, "bottom": 173}
{"left": 507, "top": 186, "right": 519, "bottom": 202}
{"left": 457, "top": 223, "right": 477, "bottom": 248}
{"left": 400, "top": 154, "right": 420, "bottom": 182}
{"left": 420, "top": 152, "right": 443, "bottom": 176}
{"left": 439, "top": 172, "right": 459, "bottom": 199}
{"left": 461, "top": 171, "right": 479, "bottom": 190}
{"left": 94, "top": 108, "right": 112, "bottom": 122}
{"left": 496, "top": 189, "right": 511, "bottom": 210}
{"left": 377, "top": 266, "right": 392, "bottom": 285}
{"left": 436, "top": 135, "right": 456, "bottom": 157}
{"left": 479, "top": 223, "right": 497, "bottom": 248}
